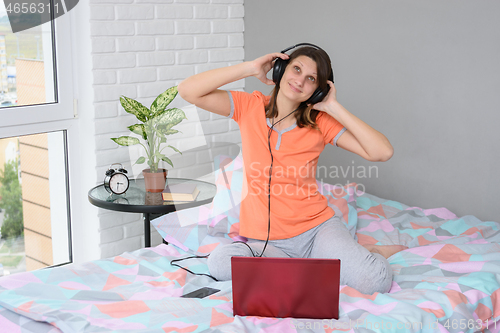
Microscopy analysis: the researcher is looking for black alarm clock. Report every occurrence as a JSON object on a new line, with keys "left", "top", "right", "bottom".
{"left": 104, "top": 163, "right": 129, "bottom": 195}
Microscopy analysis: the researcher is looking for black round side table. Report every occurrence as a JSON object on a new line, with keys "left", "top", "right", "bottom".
{"left": 88, "top": 178, "right": 217, "bottom": 247}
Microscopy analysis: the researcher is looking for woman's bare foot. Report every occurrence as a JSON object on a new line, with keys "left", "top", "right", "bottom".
{"left": 362, "top": 244, "right": 408, "bottom": 259}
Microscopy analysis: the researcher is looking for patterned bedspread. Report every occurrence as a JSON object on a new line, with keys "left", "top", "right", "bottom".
{"left": 0, "top": 179, "right": 499, "bottom": 332}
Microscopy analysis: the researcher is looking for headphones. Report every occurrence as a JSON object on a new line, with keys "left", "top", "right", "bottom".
{"left": 272, "top": 43, "right": 334, "bottom": 105}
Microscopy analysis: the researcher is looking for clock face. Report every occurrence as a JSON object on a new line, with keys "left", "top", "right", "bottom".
{"left": 109, "top": 173, "right": 129, "bottom": 194}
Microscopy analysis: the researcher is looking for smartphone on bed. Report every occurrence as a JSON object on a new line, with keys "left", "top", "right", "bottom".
{"left": 181, "top": 287, "right": 220, "bottom": 299}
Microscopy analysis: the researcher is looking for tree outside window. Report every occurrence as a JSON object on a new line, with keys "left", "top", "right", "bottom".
{"left": 0, "top": 159, "right": 23, "bottom": 239}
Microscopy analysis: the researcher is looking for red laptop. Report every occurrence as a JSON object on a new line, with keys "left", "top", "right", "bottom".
{"left": 231, "top": 257, "right": 340, "bottom": 319}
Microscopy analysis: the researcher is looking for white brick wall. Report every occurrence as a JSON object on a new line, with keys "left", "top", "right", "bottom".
{"left": 90, "top": 0, "right": 244, "bottom": 258}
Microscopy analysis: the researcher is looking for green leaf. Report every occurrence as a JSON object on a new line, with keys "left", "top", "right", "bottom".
{"left": 157, "top": 132, "right": 166, "bottom": 141}
{"left": 150, "top": 86, "right": 178, "bottom": 115}
{"left": 134, "top": 156, "right": 146, "bottom": 165}
{"left": 154, "top": 152, "right": 174, "bottom": 168}
{"left": 120, "top": 96, "right": 149, "bottom": 122}
{"left": 157, "top": 125, "right": 181, "bottom": 136}
{"left": 161, "top": 156, "right": 174, "bottom": 168}
{"left": 154, "top": 152, "right": 166, "bottom": 161}
{"left": 128, "top": 124, "right": 147, "bottom": 141}
{"left": 164, "top": 129, "right": 180, "bottom": 135}
{"left": 168, "top": 145, "right": 182, "bottom": 154}
{"left": 156, "top": 108, "right": 187, "bottom": 130}
{"left": 111, "top": 136, "right": 141, "bottom": 146}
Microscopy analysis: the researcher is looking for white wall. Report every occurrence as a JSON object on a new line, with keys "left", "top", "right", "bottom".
{"left": 88, "top": 0, "right": 244, "bottom": 258}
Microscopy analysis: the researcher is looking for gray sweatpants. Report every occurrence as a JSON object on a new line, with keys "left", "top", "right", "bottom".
{"left": 207, "top": 215, "right": 393, "bottom": 295}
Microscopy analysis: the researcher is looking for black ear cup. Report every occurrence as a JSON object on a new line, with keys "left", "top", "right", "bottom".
{"left": 271, "top": 43, "right": 334, "bottom": 105}
{"left": 307, "top": 88, "right": 328, "bottom": 105}
{"left": 272, "top": 57, "right": 288, "bottom": 85}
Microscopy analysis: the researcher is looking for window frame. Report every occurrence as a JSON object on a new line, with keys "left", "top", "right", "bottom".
{"left": 0, "top": 10, "right": 79, "bottom": 269}
{"left": 0, "top": 10, "right": 75, "bottom": 128}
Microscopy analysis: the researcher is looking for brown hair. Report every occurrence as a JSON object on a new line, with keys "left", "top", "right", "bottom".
{"left": 265, "top": 46, "right": 332, "bottom": 129}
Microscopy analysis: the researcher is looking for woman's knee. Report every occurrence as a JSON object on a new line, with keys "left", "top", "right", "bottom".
{"left": 370, "top": 253, "right": 393, "bottom": 293}
{"left": 207, "top": 243, "right": 252, "bottom": 281}
{"left": 344, "top": 253, "right": 393, "bottom": 294}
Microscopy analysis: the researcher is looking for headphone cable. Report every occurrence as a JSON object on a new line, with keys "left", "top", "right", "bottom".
{"left": 170, "top": 255, "right": 219, "bottom": 282}
{"left": 260, "top": 107, "right": 299, "bottom": 257}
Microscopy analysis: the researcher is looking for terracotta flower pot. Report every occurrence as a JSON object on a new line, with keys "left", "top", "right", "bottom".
{"left": 142, "top": 168, "right": 168, "bottom": 193}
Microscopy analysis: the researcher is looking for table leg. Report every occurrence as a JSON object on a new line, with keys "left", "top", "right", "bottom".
{"left": 144, "top": 213, "right": 151, "bottom": 248}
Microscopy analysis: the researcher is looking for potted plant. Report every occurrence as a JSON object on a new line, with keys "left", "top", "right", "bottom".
{"left": 111, "top": 86, "right": 187, "bottom": 192}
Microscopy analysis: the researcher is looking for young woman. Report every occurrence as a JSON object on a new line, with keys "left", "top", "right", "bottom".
{"left": 178, "top": 45, "right": 406, "bottom": 294}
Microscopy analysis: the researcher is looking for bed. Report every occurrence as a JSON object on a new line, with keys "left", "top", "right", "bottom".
{"left": 0, "top": 155, "right": 499, "bottom": 333}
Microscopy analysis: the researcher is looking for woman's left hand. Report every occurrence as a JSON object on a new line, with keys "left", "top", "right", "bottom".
{"left": 310, "top": 81, "right": 338, "bottom": 115}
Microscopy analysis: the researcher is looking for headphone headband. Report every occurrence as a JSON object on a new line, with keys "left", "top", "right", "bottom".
{"left": 280, "top": 43, "right": 324, "bottom": 54}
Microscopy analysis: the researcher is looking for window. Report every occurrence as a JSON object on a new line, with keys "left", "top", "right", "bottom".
{"left": 0, "top": 1, "right": 73, "bottom": 127}
{"left": 0, "top": 1, "right": 75, "bottom": 274}
{"left": 0, "top": 131, "right": 70, "bottom": 274}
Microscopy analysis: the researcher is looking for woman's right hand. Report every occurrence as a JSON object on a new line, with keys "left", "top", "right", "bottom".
{"left": 250, "top": 52, "right": 289, "bottom": 85}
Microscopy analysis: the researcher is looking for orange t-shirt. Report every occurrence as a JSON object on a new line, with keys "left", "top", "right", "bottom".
{"left": 228, "top": 90, "right": 346, "bottom": 240}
